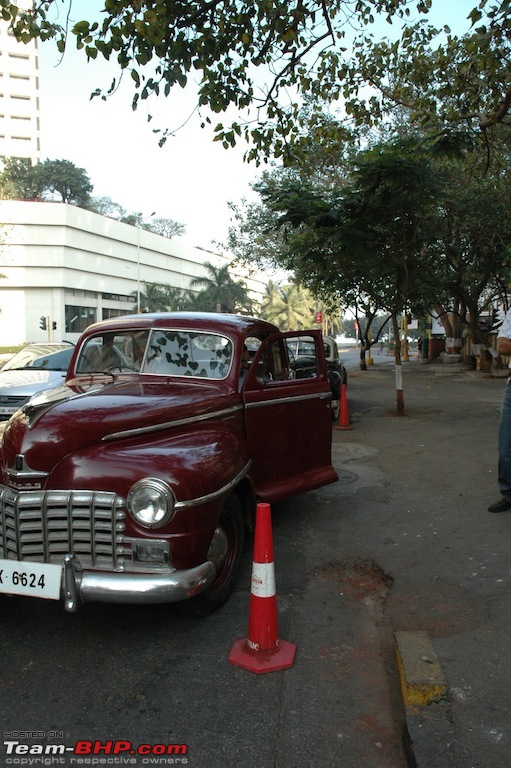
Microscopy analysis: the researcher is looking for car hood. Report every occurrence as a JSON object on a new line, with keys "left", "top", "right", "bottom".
{"left": 0, "top": 369, "right": 65, "bottom": 395}
{"left": 1, "top": 377, "right": 239, "bottom": 474}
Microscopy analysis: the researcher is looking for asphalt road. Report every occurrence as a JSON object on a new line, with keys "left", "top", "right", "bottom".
{"left": 0, "top": 483, "right": 409, "bottom": 768}
{"left": 0, "top": 413, "right": 408, "bottom": 768}
{"left": 339, "top": 342, "right": 420, "bottom": 373}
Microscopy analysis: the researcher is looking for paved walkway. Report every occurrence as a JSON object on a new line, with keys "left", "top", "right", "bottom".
{"left": 332, "top": 356, "right": 509, "bottom": 767}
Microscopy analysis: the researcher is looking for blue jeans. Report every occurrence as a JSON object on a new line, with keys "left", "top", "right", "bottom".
{"left": 499, "top": 381, "right": 511, "bottom": 498}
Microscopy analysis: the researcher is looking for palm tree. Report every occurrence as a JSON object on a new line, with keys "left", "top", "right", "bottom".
{"left": 159, "top": 285, "right": 193, "bottom": 310}
{"left": 261, "top": 282, "right": 315, "bottom": 330}
{"left": 260, "top": 280, "right": 283, "bottom": 320}
{"left": 135, "top": 283, "right": 167, "bottom": 312}
{"left": 190, "top": 262, "right": 254, "bottom": 313}
{"left": 134, "top": 282, "right": 192, "bottom": 312}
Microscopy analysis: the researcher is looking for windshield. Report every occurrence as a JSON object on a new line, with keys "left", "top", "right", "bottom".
{"left": 76, "top": 329, "right": 234, "bottom": 379}
{"left": 3, "top": 345, "right": 74, "bottom": 372}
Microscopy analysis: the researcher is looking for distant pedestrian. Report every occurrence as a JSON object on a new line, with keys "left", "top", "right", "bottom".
{"left": 489, "top": 308, "right": 511, "bottom": 512}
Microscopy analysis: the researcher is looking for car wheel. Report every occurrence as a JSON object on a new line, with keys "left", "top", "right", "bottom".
{"left": 181, "top": 493, "right": 245, "bottom": 617}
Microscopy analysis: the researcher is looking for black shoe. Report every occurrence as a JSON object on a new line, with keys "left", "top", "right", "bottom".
{"left": 488, "top": 496, "right": 511, "bottom": 513}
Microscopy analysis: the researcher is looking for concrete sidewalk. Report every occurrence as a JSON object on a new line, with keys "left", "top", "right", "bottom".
{"left": 331, "top": 356, "right": 509, "bottom": 767}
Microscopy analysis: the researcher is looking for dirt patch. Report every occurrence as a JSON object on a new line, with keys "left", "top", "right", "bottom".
{"left": 316, "top": 558, "right": 394, "bottom": 604}
{"left": 315, "top": 561, "right": 486, "bottom": 637}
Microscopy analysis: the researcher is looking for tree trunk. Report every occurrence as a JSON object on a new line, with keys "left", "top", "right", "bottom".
{"left": 392, "top": 313, "right": 405, "bottom": 416}
{"left": 359, "top": 343, "right": 367, "bottom": 371}
{"left": 432, "top": 302, "right": 462, "bottom": 353}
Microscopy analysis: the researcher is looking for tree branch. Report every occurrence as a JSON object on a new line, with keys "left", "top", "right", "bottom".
{"left": 263, "top": 30, "right": 332, "bottom": 105}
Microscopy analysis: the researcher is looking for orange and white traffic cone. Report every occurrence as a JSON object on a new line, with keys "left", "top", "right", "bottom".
{"left": 335, "top": 382, "right": 353, "bottom": 430}
{"left": 228, "top": 502, "right": 296, "bottom": 674}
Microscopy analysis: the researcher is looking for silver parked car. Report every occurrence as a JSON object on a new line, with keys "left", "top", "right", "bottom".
{"left": 0, "top": 342, "right": 74, "bottom": 421}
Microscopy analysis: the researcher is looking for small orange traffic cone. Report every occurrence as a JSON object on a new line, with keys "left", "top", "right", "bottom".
{"left": 228, "top": 502, "right": 296, "bottom": 674}
{"left": 335, "top": 382, "right": 353, "bottom": 430}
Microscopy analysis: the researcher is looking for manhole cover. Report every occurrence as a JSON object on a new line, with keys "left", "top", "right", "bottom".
{"left": 338, "top": 469, "right": 358, "bottom": 485}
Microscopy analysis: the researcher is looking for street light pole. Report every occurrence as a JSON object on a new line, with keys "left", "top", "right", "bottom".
{"left": 136, "top": 221, "right": 141, "bottom": 314}
{"left": 136, "top": 212, "right": 155, "bottom": 313}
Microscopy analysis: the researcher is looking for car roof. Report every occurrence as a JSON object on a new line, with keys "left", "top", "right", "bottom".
{"left": 2, "top": 343, "right": 74, "bottom": 368}
{"left": 80, "top": 312, "right": 281, "bottom": 339}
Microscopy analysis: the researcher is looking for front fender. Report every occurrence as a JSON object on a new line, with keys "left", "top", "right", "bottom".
{"left": 47, "top": 426, "right": 249, "bottom": 515}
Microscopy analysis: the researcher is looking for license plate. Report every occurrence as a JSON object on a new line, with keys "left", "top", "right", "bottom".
{"left": 0, "top": 407, "right": 19, "bottom": 415}
{"left": 0, "top": 559, "right": 62, "bottom": 599}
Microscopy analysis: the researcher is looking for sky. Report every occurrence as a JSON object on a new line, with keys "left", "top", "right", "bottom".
{"left": 37, "top": 42, "right": 259, "bottom": 250}
{"left": 35, "top": 1, "right": 476, "bottom": 251}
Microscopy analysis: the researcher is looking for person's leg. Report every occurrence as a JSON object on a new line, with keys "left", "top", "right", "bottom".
{"left": 498, "top": 383, "right": 511, "bottom": 498}
{"left": 490, "top": 382, "right": 511, "bottom": 511}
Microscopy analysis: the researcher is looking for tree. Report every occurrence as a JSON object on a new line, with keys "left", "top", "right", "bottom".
{"left": 351, "top": 4, "right": 511, "bottom": 146}
{"left": 0, "top": 156, "right": 94, "bottom": 206}
{"left": 340, "top": 143, "right": 436, "bottom": 414}
{"left": 0, "top": 157, "right": 44, "bottom": 199}
{"left": 36, "top": 159, "right": 93, "bottom": 206}
{"left": 249, "top": 129, "right": 511, "bottom": 405}
{"left": 260, "top": 281, "right": 315, "bottom": 330}
{"left": 5, "top": 1, "right": 505, "bottom": 162}
{"left": 243, "top": 136, "right": 445, "bottom": 414}
{"left": 260, "top": 280, "right": 283, "bottom": 321}
{"left": 228, "top": 194, "right": 286, "bottom": 272}
{"left": 120, "top": 212, "right": 186, "bottom": 237}
{"left": 145, "top": 217, "right": 186, "bottom": 238}
{"left": 89, "top": 196, "right": 127, "bottom": 219}
{"left": 135, "top": 282, "right": 194, "bottom": 312}
{"left": 190, "top": 262, "right": 254, "bottom": 314}
{"left": 426, "top": 164, "right": 511, "bottom": 352}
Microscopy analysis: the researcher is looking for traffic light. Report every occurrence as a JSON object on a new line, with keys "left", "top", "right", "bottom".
{"left": 39, "top": 316, "right": 47, "bottom": 330}
{"left": 52, "top": 321, "right": 57, "bottom": 330}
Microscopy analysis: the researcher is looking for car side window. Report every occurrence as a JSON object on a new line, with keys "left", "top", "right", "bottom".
{"left": 76, "top": 334, "right": 130, "bottom": 372}
{"left": 255, "top": 347, "right": 271, "bottom": 384}
{"left": 287, "top": 334, "right": 320, "bottom": 380}
{"left": 252, "top": 338, "right": 292, "bottom": 385}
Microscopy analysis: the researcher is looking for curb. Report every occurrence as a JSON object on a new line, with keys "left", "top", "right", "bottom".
{"left": 395, "top": 631, "right": 456, "bottom": 768}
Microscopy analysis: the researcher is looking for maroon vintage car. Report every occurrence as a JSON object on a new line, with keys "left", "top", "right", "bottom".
{"left": 0, "top": 313, "right": 337, "bottom": 614}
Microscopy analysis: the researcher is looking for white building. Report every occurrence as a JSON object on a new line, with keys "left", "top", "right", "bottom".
{"left": 0, "top": 200, "right": 265, "bottom": 346}
{"left": 0, "top": 7, "right": 40, "bottom": 165}
{"left": 0, "top": 22, "right": 267, "bottom": 347}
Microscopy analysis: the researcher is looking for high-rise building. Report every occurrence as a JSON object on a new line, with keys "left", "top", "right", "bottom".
{"left": 0, "top": 4, "right": 40, "bottom": 165}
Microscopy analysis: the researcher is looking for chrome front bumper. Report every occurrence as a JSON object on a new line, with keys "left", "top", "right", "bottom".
{"left": 62, "top": 554, "right": 216, "bottom": 612}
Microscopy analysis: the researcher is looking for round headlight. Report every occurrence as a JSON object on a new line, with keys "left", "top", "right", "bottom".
{"left": 127, "top": 478, "right": 175, "bottom": 528}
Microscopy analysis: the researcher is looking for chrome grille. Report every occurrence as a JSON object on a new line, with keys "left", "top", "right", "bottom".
{"left": 0, "top": 485, "right": 128, "bottom": 570}
{"left": 0, "top": 395, "right": 29, "bottom": 420}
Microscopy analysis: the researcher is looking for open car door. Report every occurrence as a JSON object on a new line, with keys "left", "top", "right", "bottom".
{"left": 242, "top": 330, "right": 338, "bottom": 502}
